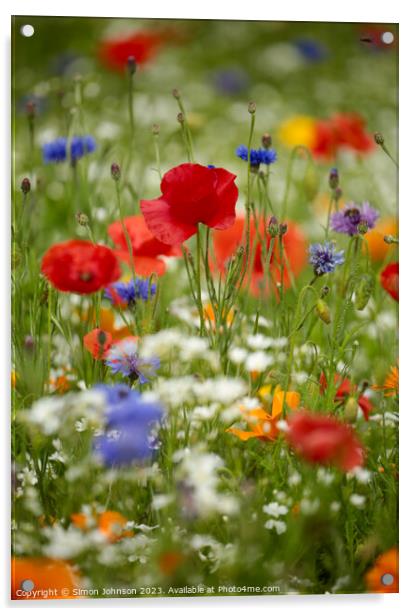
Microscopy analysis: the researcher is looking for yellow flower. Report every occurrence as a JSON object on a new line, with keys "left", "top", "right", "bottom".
{"left": 277, "top": 115, "right": 317, "bottom": 149}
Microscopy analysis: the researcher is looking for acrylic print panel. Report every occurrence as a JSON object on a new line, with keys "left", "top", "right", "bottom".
{"left": 11, "top": 15, "right": 398, "bottom": 600}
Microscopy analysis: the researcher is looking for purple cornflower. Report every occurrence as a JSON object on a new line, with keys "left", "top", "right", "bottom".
{"left": 309, "top": 241, "right": 345, "bottom": 276}
{"left": 105, "top": 338, "right": 160, "bottom": 383}
{"left": 330, "top": 202, "right": 379, "bottom": 236}
{"left": 236, "top": 145, "right": 278, "bottom": 166}
{"left": 93, "top": 384, "right": 164, "bottom": 466}
{"left": 42, "top": 135, "right": 96, "bottom": 164}
{"left": 104, "top": 278, "right": 156, "bottom": 306}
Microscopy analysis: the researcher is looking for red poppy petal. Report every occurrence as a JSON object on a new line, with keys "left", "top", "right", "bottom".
{"left": 141, "top": 197, "right": 197, "bottom": 245}
{"left": 133, "top": 256, "right": 166, "bottom": 276}
{"left": 380, "top": 262, "right": 399, "bottom": 301}
{"left": 161, "top": 163, "right": 214, "bottom": 206}
{"left": 358, "top": 395, "right": 373, "bottom": 421}
{"left": 205, "top": 167, "right": 238, "bottom": 230}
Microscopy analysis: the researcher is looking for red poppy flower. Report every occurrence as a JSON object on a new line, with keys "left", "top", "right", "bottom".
{"left": 319, "top": 372, "right": 373, "bottom": 420}
{"left": 98, "top": 30, "right": 165, "bottom": 72}
{"left": 83, "top": 328, "right": 113, "bottom": 359}
{"left": 140, "top": 163, "right": 238, "bottom": 245}
{"left": 312, "top": 113, "right": 374, "bottom": 160}
{"left": 41, "top": 240, "right": 121, "bottom": 294}
{"left": 380, "top": 262, "right": 399, "bottom": 301}
{"left": 285, "top": 410, "right": 365, "bottom": 471}
{"left": 312, "top": 119, "right": 337, "bottom": 160}
{"left": 359, "top": 25, "right": 397, "bottom": 50}
{"left": 108, "top": 215, "right": 181, "bottom": 276}
{"left": 212, "top": 214, "right": 307, "bottom": 296}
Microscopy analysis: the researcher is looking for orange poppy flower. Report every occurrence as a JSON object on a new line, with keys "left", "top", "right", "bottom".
{"left": 158, "top": 551, "right": 185, "bottom": 575}
{"left": 83, "top": 328, "right": 113, "bottom": 360}
{"left": 227, "top": 387, "right": 300, "bottom": 441}
{"left": 373, "top": 363, "right": 399, "bottom": 397}
{"left": 49, "top": 373, "right": 72, "bottom": 394}
{"left": 365, "top": 217, "right": 398, "bottom": 261}
{"left": 365, "top": 547, "right": 399, "bottom": 593}
{"left": 203, "top": 302, "right": 235, "bottom": 328}
{"left": 212, "top": 215, "right": 307, "bottom": 296}
{"left": 82, "top": 307, "right": 132, "bottom": 341}
{"left": 98, "top": 511, "right": 134, "bottom": 542}
{"left": 71, "top": 510, "right": 133, "bottom": 543}
{"left": 11, "top": 557, "right": 80, "bottom": 600}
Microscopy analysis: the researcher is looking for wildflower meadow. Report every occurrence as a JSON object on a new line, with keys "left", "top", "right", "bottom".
{"left": 11, "top": 16, "right": 398, "bottom": 600}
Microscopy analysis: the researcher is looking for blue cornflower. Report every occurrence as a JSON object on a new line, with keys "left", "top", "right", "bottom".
{"left": 42, "top": 137, "right": 67, "bottom": 163}
{"left": 236, "top": 145, "right": 277, "bottom": 166}
{"left": 94, "top": 383, "right": 141, "bottom": 407}
{"left": 294, "top": 38, "right": 328, "bottom": 62}
{"left": 42, "top": 135, "right": 96, "bottom": 164}
{"left": 70, "top": 135, "right": 96, "bottom": 161}
{"left": 104, "top": 278, "right": 157, "bottom": 306}
{"left": 212, "top": 68, "right": 249, "bottom": 95}
{"left": 309, "top": 241, "right": 345, "bottom": 276}
{"left": 105, "top": 338, "right": 160, "bottom": 383}
{"left": 93, "top": 384, "right": 164, "bottom": 466}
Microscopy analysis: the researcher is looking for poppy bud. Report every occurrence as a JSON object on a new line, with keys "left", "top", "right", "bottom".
{"left": 248, "top": 101, "right": 256, "bottom": 114}
{"left": 24, "top": 335, "right": 35, "bottom": 352}
{"left": 111, "top": 163, "right": 121, "bottom": 181}
{"left": 172, "top": 88, "right": 180, "bottom": 99}
{"left": 358, "top": 221, "right": 369, "bottom": 235}
{"left": 152, "top": 123, "right": 160, "bottom": 135}
{"left": 315, "top": 299, "right": 331, "bottom": 324}
{"left": 21, "top": 177, "right": 31, "bottom": 195}
{"left": 344, "top": 396, "right": 358, "bottom": 422}
{"left": 374, "top": 132, "right": 384, "bottom": 146}
{"left": 329, "top": 168, "right": 339, "bottom": 190}
{"left": 127, "top": 55, "right": 137, "bottom": 75}
{"left": 262, "top": 133, "right": 272, "bottom": 148}
{"left": 268, "top": 216, "right": 279, "bottom": 237}
{"left": 26, "top": 100, "right": 36, "bottom": 119}
{"left": 76, "top": 211, "right": 89, "bottom": 227}
{"left": 278, "top": 222, "right": 288, "bottom": 236}
{"left": 354, "top": 273, "right": 374, "bottom": 310}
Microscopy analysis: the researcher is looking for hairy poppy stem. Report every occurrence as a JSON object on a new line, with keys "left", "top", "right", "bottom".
{"left": 175, "top": 95, "right": 195, "bottom": 163}
{"left": 281, "top": 145, "right": 312, "bottom": 220}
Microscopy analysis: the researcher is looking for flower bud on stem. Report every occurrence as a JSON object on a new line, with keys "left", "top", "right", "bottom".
{"left": 374, "top": 132, "right": 398, "bottom": 168}
{"left": 173, "top": 89, "right": 195, "bottom": 163}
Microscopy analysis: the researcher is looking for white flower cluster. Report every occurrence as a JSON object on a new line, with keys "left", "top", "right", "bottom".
{"left": 140, "top": 328, "right": 219, "bottom": 370}
{"left": 263, "top": 500, "right": 289, "bottom": 535}
{"left": 146, "top": 375, "right": 247, "bottom": 409}
{"left": 173, "top": 447, "right": 238, "bottom": 518}
{"left": 23, "top": 389, "right": 106, "bottom": 435}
